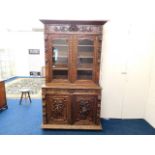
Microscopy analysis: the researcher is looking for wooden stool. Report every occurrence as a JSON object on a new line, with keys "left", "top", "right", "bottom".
{"left": 19, "top": 89, "right": 32, "bottom": 104}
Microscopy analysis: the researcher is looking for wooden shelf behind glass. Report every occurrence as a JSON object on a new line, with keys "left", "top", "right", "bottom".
{"left": 77, "top": 68, "right": 93, "bottom": 71}
{"left": 52, "top": 67, "right": 68, "bottom": 70}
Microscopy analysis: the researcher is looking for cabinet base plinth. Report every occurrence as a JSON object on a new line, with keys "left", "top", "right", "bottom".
{"left": 42, "top": 123, "right": 102, "bottom": 130}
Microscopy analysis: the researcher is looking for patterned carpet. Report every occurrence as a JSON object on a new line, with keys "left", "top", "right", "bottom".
{"left": 5, "top": 78, "right": 45, "bottom": 98}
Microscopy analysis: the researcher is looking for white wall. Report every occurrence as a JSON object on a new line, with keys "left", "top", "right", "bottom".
{"left": 8, "top": 31, "right": 44, "bottom": 76}
{"left": 0, "top": 31, "right": 16, "bottom": 80}
{"left": 100, "top": 20, "right": 155, "bottom": 120}
{"left": 144, "top": 24, "right": 155, "bottom": 127}
{"left": 121, "top": 22, "right": 153, "bottom": 119}
{"left": 100, "top": 21, "right": 129, "bottom": 118}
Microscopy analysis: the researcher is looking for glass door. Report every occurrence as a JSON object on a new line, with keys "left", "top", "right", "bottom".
{"left": 76, "top": 36, "right": 94, "bottom": 80}
{"left": 51, "top": 36, "right": 70, "bottom": 80}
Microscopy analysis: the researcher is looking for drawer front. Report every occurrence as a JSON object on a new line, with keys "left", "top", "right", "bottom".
{"left": 42, "top": 88, "right": 99, "bottom": 95}
{"left": 46, "top": 95, "right": 71, "bottom": 124}
{"left": 72, "top": 95, "right": 98, "bottom": 125}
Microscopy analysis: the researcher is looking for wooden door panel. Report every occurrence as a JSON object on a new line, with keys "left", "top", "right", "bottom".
{"left": 73, "top": 95, "right": 97, "bottom": 125}
{"left": 46, "top": 95, "right": 71, "bottom": 124}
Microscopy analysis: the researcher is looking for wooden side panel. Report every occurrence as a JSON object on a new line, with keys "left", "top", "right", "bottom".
{"left": 44, "top": 31, "right": 51, "bottom": 83}
{"left": 0, "top": 81, "right": 7, "bottom": 110}
{"left": 95, "top": 35, "right": 102, "bottom": 83}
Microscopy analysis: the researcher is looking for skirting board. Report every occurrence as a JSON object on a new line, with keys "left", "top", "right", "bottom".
{"left": 42, "top": 123, "right": 102, "bottom": 130}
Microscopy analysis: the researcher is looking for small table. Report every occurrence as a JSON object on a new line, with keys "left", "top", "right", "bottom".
{"left": 19, "top": 89, "right": 32, "bottom": 104}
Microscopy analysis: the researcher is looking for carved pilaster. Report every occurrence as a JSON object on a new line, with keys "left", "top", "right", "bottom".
{"left": 42, "top": 89, "right": 47, "bottom": 124}
{"left": 96, "top": 94, "right": 101, "bottom": 124}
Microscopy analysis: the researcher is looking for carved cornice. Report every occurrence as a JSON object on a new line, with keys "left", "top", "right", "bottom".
{"left": 46, "top": 24, "right": 102, "bottom": 34}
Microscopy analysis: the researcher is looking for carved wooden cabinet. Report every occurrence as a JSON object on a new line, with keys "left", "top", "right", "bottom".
{"left": 0, "top": 81, "right": 7, "bottom": 111}
{"left": 41, "top": 20, "right": 107, "bottom": 130}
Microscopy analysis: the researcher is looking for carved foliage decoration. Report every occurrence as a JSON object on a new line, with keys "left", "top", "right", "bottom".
{"left": 76, "top": 96, "right": 95, "bottom": 122}
{"left": 79, "top": 99, "right": 91, "bottom": 119}
{"left": 69, "top": 24, "right": 79, "bottom": 31}
{"left": 47, "top": 24, "right": 102, "bottom": 34}
{"left": 52, "top": 99, "right": 65, "bottom": 119}
{"left": 46, "top": 95, "right": 68, "bottom": 122}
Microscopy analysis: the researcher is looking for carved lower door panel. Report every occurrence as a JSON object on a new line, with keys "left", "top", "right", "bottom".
{"left": 73, "top": 95, "right": 97, "bottom": 125}
{"left": 46, "top": 95, "right": 71, "bottom": 124}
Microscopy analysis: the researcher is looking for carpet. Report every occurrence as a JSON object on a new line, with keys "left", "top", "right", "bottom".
{"left": 5, "top": 78, "right": 45, "bottom": 98}
{"left": 0, "top": 99, "right": 155, "bottom": 135}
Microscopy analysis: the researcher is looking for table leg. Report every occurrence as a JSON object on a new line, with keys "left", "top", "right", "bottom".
{"left": 19, "top": 92, "right": 24, "bottom": 104}
{"left": 28, "top": 92, "right": 32, "bottom": 103}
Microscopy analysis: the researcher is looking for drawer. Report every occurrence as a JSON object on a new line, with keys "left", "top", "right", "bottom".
{"left": 42, "top": 88, "right": 100, "bottom": 95}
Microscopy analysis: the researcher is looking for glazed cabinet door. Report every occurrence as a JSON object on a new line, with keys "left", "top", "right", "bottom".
{"left": 72, "top": 95, "right": 98, "bottom": 125}
{"left": 46, "top": 95, "right": 71, "bottom": 124}
{"left": 73, "top": 35, "right": 98, "bottom": 82}
{"left": 48, "top": 35, "right": 72, "bottom": 82}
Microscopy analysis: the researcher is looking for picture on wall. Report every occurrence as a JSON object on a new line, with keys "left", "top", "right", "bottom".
{"left": 29, "top": 49, "right": 40, "bottom": 54}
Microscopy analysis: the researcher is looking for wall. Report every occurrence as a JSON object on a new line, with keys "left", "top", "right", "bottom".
{"left": 0, "top": 31, "right": 16, "bottom": 80}
{"left": 100, "top": 21, "right": 129, "bottom": 118}
{"left": 100, "top": 20, "right": 154, "bottom": 119}
{"left": 144, "top": 24, "right": 155, "bottom": 128}
{"left": 121, "top": 22, "right": 153, "bottom": 119}
{"left": 8, "top": 31, "right": 44, "bottom": 76}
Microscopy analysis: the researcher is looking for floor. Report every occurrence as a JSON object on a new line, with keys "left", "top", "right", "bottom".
{"left": 0, "top": 99, "right": 155, "bottom": 135}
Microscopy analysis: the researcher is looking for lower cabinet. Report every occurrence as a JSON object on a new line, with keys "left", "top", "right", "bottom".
{"left": 42, "top": 88, "right": 102, "bottom": 130}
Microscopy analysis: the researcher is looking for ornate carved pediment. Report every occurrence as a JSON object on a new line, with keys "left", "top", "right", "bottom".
{"left": 46, "top": 24, "right": 102, "bottom": 34}
{"left": 69, "top": 24, "right": 79, "bottom": 31}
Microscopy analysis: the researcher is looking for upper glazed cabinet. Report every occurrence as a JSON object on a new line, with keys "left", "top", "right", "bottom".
{"left": 43, "top": 20, "right": 106, "bottom": 84}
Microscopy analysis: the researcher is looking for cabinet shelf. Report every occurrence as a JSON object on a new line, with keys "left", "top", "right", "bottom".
{"left": 53, "top": 44, "right": 68, "bottom": 46}
{"left": 52, "top": 67, "right": 68, "bottom": 70}
{"left": 78, "top": 51, "right": 93, "bottom": 56}
{"left": 77, "top": 68, "right": 93, "bottom": 71}
{"left": 78, "top": 45, "right": 94, "bottom": 47}
{"left": 78, "top": 56, "right": 93, "bottom": 58}
{"left": 52, "top": 56, "right": 68, "bottom": 58}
